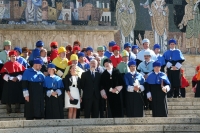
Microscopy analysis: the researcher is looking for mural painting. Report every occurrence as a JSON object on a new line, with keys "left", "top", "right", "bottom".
{"left": 0, "top": 0, "right": 200, "bottom": 54}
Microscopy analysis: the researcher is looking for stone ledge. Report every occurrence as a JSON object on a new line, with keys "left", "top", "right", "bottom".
{"left": 0, "top": 24, "right": 119, "bottom": 31}
{"left": 0, "top": 118, "right": 199, "bottom": 129}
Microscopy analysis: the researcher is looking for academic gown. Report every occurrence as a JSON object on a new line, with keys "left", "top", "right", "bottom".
{"left": 155, "top": 54, "right": 166, "bottom": 72}
{"left": 22, "top": 68, "right": 45, "bottom": 119}
{"left": 124, "top": 72, "right": 145, "bottom": 117}
{"left": 116, "top": 62, "right": 129, "bottom": 109}
{"left": 163, "top": 49, "right": 185, "bottom": 88}
{"left": 52, "top": 56, "right": 68, "bottom": 74}
{"left": 104, "top": 51, "right": 113, "bottom": 58}
{"left": 77, "top": 62, "right": 90, "bottom": 71}
{"left": 146, "top": 72, "right": 170, "bottom": 117}
{"left": 194, "top": 73, "right": 200, "bottom": 97}
{"left": 28, "top": 48, "right": 40, "bottom": 67}
{"left": 100, "top": 68, "right": 124, "bottom": 118}
{"left": 110, "top": 55, "right": 122, "bottom": 68}
{"left": 16, "top": 56, "right": 29, "bottom": 68}
{"left": 0, "top": 63, "right": 4, "bottom": 100}
{"left": 0, "top": 61, "right": 25, "bottom": 104}
{"left": 44, "top": 75, "right": 64, "bottom": 119}
{"left": 50, "top": 49, "right": 58, "bottom": 61}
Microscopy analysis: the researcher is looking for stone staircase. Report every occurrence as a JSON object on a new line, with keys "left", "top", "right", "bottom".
{"left": 0, "top": 92, "right": 199, "bottom": 132}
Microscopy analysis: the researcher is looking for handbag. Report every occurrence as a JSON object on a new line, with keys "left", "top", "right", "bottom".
{"left": 70, "top": 99, "right": 79, "bottom": 105}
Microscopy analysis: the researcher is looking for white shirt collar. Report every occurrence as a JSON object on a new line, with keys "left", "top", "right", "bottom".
{"left": 107, "top": 69, "right": 113, "bottom": 75}
{"left": 32, "top": 67, "right": 38, "bottom": 72}
{"left": 41, "top": 56, "right": 47, "bottom": 63}
{"left": 114, "top": 55, "right": 119, "bottom": 58}
{"left": 155, "top": 72, "right": 160, "bottom": 75}
{"left": 170, "top": 48, "right": 176, "bottom": 51}
{"left": 16, "top": 56, "right": 20, "bottom": 59}
{"left": 145, "top": 60, "right": 151, "bottom": 63}
{"left": 130, "top": 71, "right": 136, "bottom": 75}
{"left": 50, "top": 75, "right": 55, "bottom": 78}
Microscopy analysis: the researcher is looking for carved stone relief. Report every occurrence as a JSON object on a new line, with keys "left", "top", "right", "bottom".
{"left": 0, "top": 30, "right": 115, "bottom": 51}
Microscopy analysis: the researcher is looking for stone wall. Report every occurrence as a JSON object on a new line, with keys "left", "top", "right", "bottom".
{"left": 182, "top": 55, "right": 199, "bottom": 92}
{"left": 0, "top": 25, "right": 117, "bottom": 51}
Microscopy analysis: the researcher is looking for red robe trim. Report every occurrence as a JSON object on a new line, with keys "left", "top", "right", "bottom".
{"left": 181, "top": 76, "right": 189, "bottom": 88}
{"left": 192, "top": 74, "right": 198, "bottom": 82}
{"left": 0, "top": 61, "right": 25, "bottom": 74}
{"left": 50, "top": 49, "right": 58, "bottom": 61}
{"left": 110, "top": 55, "right": 122, "bottom": 68}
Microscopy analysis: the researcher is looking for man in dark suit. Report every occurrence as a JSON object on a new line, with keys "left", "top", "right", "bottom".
{"left": 81, "top": 59, "right": 101, "bottom": 118}
{"left": 95, "top": 56, "right": 106, "bottom": 118}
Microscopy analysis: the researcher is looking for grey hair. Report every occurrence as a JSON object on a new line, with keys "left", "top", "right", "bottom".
{"left": 90, "top": 59, "right": 97, "bottom": 64}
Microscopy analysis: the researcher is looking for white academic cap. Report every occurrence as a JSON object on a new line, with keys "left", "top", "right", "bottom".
{"left": 144, "top": 51, "right": 151, "bottom": 56}
{"left": 142, "top": 38, "right": 150, "bottom": 44}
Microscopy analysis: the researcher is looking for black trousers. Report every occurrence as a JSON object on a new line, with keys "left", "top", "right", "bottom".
{"left": 180, "top": 88, "right": 186, "bottom": 98}
{"left": 83, "top": 95, "right": 99, "bottom": 118}
{"left": 99, "top": 98, "right": 106, "bottom": 118}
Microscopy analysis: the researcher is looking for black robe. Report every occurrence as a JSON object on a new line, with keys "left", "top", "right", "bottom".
{"left": 23, "top": 82, "right": 45, "bottom": 119}
{"left": 1, "top": 72, "right": 24, "bottom": 104}
{"left": 195, "top": 81, "right": 200, "bottom": 97}
{"left": 100, "top": 68, "right": 124, "bottom": 118}
{"left": 0, "top": 64, "right": 4, "bottom": 100}
{"left": 146, "top": 84, "right": 168, "bottom": 117}
{"left": 45, "top": 89, "right": 64, "bottom": 119}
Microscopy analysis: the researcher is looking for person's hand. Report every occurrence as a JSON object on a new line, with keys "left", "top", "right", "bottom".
{"left": 25, "top": 96, "right": 29, "bottom": 102}
{"left": 134, "top": 86, "right": 140, "bottom": 92}
{"left": 162, "top": 87, "right": 167, "bottom": 93}
{"left": 111, "top": 88, "right": 117, "bottom": 93}
{"left": 12, "top": 77, "right": 18, "bottom": 82}
{"left": 148, "top": 97, "right": 152, "bottom": 101}
{"left": 69, "top": 95, "right": 74, "bottom": 100}
{"left": 80, "top": 97, "right": 82, "bottom": 103}
{"left": 102, "top": 95, "right": 107, "bottom": 99}
{"left": 172, "top": 66, "right": 177, "bottom": 70}
{"left": 51, "top": 92, "right": 57, "bottom": 97}
{"left": 144, "top": 74, "right": 148, "bottom": 79}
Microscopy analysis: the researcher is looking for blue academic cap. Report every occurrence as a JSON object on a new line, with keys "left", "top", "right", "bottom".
{"left": 153, "top": 61, "right": 161, "bottom": 67}
{"left": 47, "top": 63, "right": 56, "bottom": 69}
{"left": 168, "top": 39, "right": 176, "bottom": 45}
{"left": 128, "top": 60, "right": 136, "bottom": 67}
{"left": 86, "top": 46, "right": 93, "bottom": 52}
{"left": 109, "top": 41, "right": 116, "bottom": 47}
{"left": 124, "top": 42, "right": 132, "bottom": 49}
{"left": 153, "top": 44, "right": 161, "bottom": 50}
{"left": 36, "top": 40, "right": 44, "bottom": 47}
{"left": 14, "top": 46, "right": 22, "bottom": 54}
{"left": 78, "top": 52, "right": 85, "bottom": 58}
{"left": 33, "top": 58, "right": 43, "bottom": 65}
{"left": 132, "top": 45, "right": 139, "bottom": 50}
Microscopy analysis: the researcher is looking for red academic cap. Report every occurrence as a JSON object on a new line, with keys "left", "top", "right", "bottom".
{"left": 112, "top": 45, "right": 120, "bottom": 52}
{"left": 73, "top": 46, "right": 81, "bottom": 52}
{"left": 9, "top": 50, "right": 17, "bottom": 57}
{"left": 50, "top": 41, "right": 58, "bottom": 47}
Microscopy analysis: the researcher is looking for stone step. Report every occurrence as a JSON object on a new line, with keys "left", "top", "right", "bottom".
{"left": 0, "top": 118, "right": 199, "bottom": 128}
{"left": 145, "top": 115, "right": 200, "bottom": 117}
{"left": 168, "top": 105, "right": 200, "bottom": 110}
{"left": 167, "top": 98, "right": 200, "bottom": 102}
{"left": 0, "top": 124, "right": 199, "bottom": 133}
{"left": 168, "top": 102, "right": 200, "bottom": 106}
{"left": 0, "top": 109, "right": 199, "bottom": 119}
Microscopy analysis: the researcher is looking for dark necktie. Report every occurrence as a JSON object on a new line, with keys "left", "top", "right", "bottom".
{"left": 92, "top": 72, "right": 95, "bottom": 79}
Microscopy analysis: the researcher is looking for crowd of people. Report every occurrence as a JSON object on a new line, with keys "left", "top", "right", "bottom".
{"left": 0, "top": 38, "right": 198, "bottom": 120}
